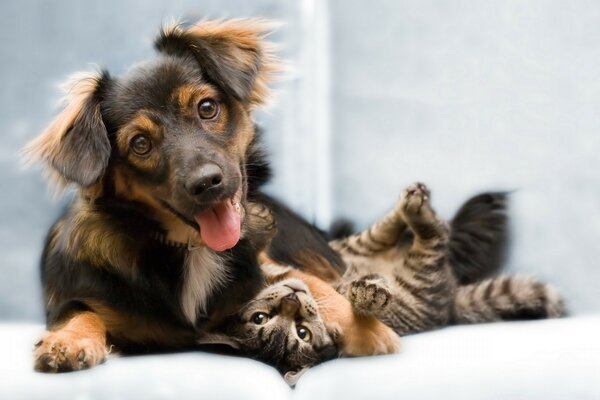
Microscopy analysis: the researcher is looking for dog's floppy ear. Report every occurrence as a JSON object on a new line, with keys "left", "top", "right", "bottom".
{"left": 24, "top": 71, "right": 111, "bottom": 188}
{"left": 155, "top": 19, "right": 281, "bottom": 107}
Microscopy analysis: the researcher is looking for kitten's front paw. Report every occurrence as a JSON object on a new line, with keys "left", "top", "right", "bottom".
{"left": 34, "top": 330, "right": 107, "bottom": 373}
{"left": 348, "top": 277, "right": 391, "bottom": 316}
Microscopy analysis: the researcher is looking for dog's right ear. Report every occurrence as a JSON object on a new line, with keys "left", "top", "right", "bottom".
{"left": 24, "top": 71, "right": 111, "bottom": 188}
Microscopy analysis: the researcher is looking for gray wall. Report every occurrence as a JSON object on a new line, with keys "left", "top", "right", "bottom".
{"left": 1, "top": 1, "right": 599, "bottom": 321}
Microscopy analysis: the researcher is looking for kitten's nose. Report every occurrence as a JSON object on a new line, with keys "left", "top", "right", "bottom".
{"left": 280, "top": 294, "right": 300, "bottom": 318}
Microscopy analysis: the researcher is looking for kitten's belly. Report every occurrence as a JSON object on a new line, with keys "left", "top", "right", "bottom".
{"left": 342, "top": 247, "right": 407, "bottom": 280}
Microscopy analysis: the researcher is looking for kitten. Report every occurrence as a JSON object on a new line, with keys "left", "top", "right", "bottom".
{"left": 331, "top": 182, "right": 565, "bottom": 335}
{"left": 203, "top": 183, "right": 564, "bottom": 384}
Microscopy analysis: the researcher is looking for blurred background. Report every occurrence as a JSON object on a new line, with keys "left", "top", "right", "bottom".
{"left": 1, "top": 0, "right": 599, "bottom": 322}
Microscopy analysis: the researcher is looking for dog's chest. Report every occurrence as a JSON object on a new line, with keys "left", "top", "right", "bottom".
{"left": 180, "top": 247, "right": 229, "bottom": 324}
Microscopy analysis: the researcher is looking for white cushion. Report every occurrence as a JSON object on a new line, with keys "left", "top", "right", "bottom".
{"left": 296, "top": 316, "right": 600, "bottom": 399}
{"left": 1, "top": 323, "right": 290, "bottom": 400}
{"left": 2, "top": 316, "right": 599, "bottom": 399}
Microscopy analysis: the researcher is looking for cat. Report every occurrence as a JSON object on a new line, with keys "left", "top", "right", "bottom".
{"left": 330, "top": 182, "right": 565, "bottom": 335}
{"left": 201, "top": 183, "right": 565, "bottom": 384}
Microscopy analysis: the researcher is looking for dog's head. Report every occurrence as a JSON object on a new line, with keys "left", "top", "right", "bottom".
{"left": 25, "top": 19, "right": 280, "bottom": 251}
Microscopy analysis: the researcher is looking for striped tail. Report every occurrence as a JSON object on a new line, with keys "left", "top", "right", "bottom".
{"left": 449, "top": 192, "right": 509, "bottom": 284}
{"left": 452, "top": 275, "right": 565, "bottom": 323}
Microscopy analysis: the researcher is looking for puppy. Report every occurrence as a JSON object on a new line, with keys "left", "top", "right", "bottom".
{"left": 26, "top": 17, "right": 398, "bottom": 373}
{"left": 25, "top": 19, "right": 289, "bottom": 372}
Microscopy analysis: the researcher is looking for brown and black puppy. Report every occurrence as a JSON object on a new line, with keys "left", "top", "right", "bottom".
{"left": 25, "top": 19, "right": 346, "bottom": 373}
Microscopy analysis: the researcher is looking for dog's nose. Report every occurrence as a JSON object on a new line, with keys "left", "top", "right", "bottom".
{"left": 186, "top": 163, "right": 224, "bottom": 198}
{"left": 279, "top": 294, "right": 300, "bottom": 318}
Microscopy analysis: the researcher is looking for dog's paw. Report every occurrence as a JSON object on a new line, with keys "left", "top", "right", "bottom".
{"left": 348, "top": 277, "right": 391, "bottom": 316}
{"left": 34, "top": 330, "right": 107, "bottom": 373}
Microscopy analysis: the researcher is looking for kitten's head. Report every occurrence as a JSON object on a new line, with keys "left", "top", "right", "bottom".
{"left": 200, "top": 277, "right": 339, "bottom": 384}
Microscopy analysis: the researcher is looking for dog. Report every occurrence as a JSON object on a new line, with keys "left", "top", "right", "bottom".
{"left": 25, "top": 19, "right": 348, "bottom": 372}
{"left": 26, "top": 18, "right": 510, "bottom": 374}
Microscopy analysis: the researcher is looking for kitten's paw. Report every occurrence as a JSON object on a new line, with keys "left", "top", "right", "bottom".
{"left": 245, "top": 201, "right": 276, "bottom": 249}
{"left": 34, "top": 330, "right": 107, "bottom": 373}
{"left": 400, "top": 182, "right": 431, "bottom": 216}
{"left": 246, "top": 202, "right": 275, "bottom": 229}
{"left": 348, "top": 277, "right": 391, "bottom": 316}
{"left": 341, "top": 317, "right": 401, "bottom": 356}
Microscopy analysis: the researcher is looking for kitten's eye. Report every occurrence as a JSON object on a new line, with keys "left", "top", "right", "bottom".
{"left": 130, "top": 135, "right": 152, "bottom": 156}
{"left": 296, "top": 325, "right": 312, "bottom": 342}
{"left": 251, "top": 312, "right": 269, "bottom": 325}
{"left": 198, "top": 98, "right": 219, "bottom": 120}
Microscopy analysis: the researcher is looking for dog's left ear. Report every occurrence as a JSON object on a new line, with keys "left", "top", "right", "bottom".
{"left": 24, "top": 71, "right": 111, "bottom": 188}
{"left": 155, "top": 19, "right": 281, "bottom": 107}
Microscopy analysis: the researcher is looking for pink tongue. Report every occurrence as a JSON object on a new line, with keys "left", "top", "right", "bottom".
{"left": 195, "top": 201, "right": 241, "bottom": 252}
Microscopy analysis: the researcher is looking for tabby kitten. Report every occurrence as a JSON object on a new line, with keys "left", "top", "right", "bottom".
{"left": 331, "top": 182, "right": 565, "bottom": 335}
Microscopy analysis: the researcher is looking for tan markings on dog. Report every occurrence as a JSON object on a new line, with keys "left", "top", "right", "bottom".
{"left": 227, "top": 104, "right": 255, "bottom": 155}
{"left": 173, "top": 83, "right": 232, "bottom": 136}
{"left": 284, "top": 269, "right": 401, "bottom": 356}
{"left": 111, "top": 167, "right": 203, "bottom": 247}
{"left": 181, "top": 247, "right": 229, "bottom": 324}
{"left": 34, "top": 311, "right": 108, "bottom": 372}
{"left": 116, "top": 113, "right": 163, "bottom": 171}
{"left": 88, "top": 302, "right": 196, "bottom": 347}
{"left": 165, "top": 19, "right": 283, "bottom": 108}
{"left": 173, "top": 84, "right": 215, "bottom": 112}
{"left": 23, "top": 71, "right": 104, "bottom": 191}
{"left": 58, "top": 199, "right": 139, "bottom": 273}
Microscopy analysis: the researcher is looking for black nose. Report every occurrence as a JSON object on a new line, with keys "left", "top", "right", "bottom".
{"left": 186, "top": 163, "right": 224, "bottom": 199}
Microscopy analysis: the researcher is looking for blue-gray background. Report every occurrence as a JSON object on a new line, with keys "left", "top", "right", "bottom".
{"left": 1, "top": 0, "right": 598, "bottom": 321}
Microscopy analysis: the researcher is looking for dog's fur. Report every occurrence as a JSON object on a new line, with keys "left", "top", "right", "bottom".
{"left": 26, "top": 19, "right": 347, "bottom": 372}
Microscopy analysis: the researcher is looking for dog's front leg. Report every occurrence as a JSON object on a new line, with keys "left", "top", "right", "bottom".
{"left": 34, "top": 311, "right": 108, "bottom": 372}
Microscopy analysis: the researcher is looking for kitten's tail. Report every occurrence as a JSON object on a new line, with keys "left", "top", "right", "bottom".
{"left": 449, "top": 192, "right": 509, "bottom": 284}
{"left": 451, "top": 275, "right": 566, "bottom": 323}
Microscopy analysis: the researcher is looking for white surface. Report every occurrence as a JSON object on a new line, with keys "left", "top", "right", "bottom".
{"left": 1, "top": 323, "right": 291, "bottom": 400}
{"left": 297, "top": 316, "right": 600, "bottom": 399}
{"left": 2, "top": 317, "right": 600, "bottom": 399}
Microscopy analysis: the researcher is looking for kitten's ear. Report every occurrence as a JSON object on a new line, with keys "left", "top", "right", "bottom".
{"left": 197, "top": 332, "right": 241, "bottom": 349}
{"left": 283, "top": 367, "right": 309, "bottom": 387}
{"left": 155, "top": 19, "right": 281, "bottom": 107}
{"left": 23, "top": 71, "right": 111, "bottom": 188}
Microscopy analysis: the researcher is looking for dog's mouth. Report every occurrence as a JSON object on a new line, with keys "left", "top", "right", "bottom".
{"left": 194, "top": 190, "right": 244, "bottom": 252}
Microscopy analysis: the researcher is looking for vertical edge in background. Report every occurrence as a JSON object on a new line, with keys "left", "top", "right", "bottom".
{"left": 302, "top": 0, "right": 332, "bottom": 229}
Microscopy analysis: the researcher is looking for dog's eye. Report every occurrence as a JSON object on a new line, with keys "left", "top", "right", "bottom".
{"left": 130, "top": 135, "right": 152, "bottom": 156}
{"left": 296, "top": 325, "right": 312, "bottom": 342}
{"left": 251, "top": 312, "right": 269, "bottom": 325}
{"left": 198, "top": 99, "right": 219, "bottom": 120}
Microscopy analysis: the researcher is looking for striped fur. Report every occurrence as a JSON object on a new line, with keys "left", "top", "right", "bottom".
{"left": 333, "top": 183, "right": 457, "bottom": 335}
{"left": 331, "top": 183, "right": 564, "bottom": 335}
{"left": 452, "top": 275, "right": 565, "bottom": 323}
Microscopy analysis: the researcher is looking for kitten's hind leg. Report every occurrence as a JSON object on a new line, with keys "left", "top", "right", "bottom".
{"left": 347, "top": 274, "right": 392, "bottom": 317}
{"left": 399, "top": 182, "right": 448, "bottom": 245}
